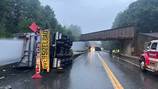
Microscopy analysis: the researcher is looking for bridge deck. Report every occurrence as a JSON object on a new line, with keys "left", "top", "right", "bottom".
{"left": 80, "top": 26, "right": 135, "bottom": 41}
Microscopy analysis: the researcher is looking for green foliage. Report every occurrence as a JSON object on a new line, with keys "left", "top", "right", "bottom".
{"left": 112, "top": 0, "right": 158, "bottom": 33}
{"left": 0, "top": 0, "right": 81, "bottom": 39}
{"left": 55, "top": 25, "right": 82, "bottom": 41}
{"left": 67, "top": 25, "right": 81, "bottom": 41}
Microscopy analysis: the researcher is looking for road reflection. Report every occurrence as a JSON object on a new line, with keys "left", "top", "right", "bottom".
{"left": 87, "top": 52, "right": 94, "bottom": 64}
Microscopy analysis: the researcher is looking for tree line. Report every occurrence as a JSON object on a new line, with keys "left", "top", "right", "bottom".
{"left": 0, "top": 0, "right": 81, "bottom": 41}
{"left": 113, "top": 0, "right": 158, "bottom": 33}
{"left": 102, "top": 0, "right": 158, "bottom": 51}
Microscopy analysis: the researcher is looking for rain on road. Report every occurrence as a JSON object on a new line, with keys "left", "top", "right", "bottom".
{"left": 1, "top": 51, "right": 158, "bottom": 89}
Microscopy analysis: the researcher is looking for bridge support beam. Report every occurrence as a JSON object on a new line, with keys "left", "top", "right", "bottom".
{"left": 122, "top": 40, "right": 134, "bottom": 56}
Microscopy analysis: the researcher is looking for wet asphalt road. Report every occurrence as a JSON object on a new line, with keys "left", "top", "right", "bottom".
{"left": 1, "top": 51, "right": 158, "bottom": 89}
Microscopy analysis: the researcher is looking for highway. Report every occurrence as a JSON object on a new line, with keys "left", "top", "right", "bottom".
{"left": 1, "top": 51, "right": 158, "bottom": 89}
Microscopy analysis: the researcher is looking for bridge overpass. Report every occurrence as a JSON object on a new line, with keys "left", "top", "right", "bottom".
{"left": 80, "top": 26, "right": 136, "bottom": 41}
{"left": 80, "top": 26, "right": 136, "bottom": 55}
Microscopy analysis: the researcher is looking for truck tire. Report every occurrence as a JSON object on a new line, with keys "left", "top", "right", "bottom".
{"left": 139, "top": 58, "right": 146, "bottom": 72}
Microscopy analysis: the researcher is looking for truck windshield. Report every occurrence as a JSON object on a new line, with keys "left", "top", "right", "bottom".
{"left": 151, "top": 43, "right": 157, "bottom": 50}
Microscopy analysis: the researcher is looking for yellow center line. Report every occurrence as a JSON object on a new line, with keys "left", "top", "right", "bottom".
{"left": 97, "top": 53, "right": 124, "bottom": 89}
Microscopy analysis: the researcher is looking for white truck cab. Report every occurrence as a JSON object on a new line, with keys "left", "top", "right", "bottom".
{"left": 140, "top": 40, "right": 158, "bottom": 72}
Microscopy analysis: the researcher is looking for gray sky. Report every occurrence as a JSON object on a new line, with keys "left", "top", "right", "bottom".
{"left": 40, "top": 0, "right": 136, "bottom": 33}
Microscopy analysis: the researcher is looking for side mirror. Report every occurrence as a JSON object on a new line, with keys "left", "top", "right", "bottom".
{"left": 147, "top": 46, "right": 150, "bottom": 49}
{"left": 145, "top": 46, "right": 150, "bottom": 51}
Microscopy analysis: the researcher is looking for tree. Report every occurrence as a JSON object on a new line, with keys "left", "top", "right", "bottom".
{"left": 0, "top": 0, "right": 75, "bottom": 38}
{"left": 112, "top": 0, "right": 158, "bottom": 33}
{"left": 67, "top": 25, "right": 81, "bottom": 41}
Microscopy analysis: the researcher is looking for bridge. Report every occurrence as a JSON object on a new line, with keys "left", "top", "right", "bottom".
{"left": 80, "top": 26, "right": 158, "bottom": 56}
{"left": 80, "top": 26, "right": 135, "bottom": 41}
{"left": 80, "top": 26, "right": 136, "bottom": 55}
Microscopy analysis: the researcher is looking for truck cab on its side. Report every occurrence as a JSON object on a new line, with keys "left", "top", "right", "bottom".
{"left": 140, "top": 40, "right": 158, "bottom": 72}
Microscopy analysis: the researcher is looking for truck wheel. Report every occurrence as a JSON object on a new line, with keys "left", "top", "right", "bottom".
{"left": 140, "top": 60, "right": 146, "bottom": 72}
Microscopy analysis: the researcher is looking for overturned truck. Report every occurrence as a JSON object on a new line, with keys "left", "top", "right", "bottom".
{"left": 16, "top": 30, "right": 73, "bottom": 71}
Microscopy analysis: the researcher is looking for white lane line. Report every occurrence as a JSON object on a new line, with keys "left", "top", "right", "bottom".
{"left": 118, "top": 57, "right": 139, "bottom": 68}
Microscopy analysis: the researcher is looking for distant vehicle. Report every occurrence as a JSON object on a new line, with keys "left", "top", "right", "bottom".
{"left": 95, "top": 47, "right": 102, "bottom": 51}
{"left": 88, "top": 46, "right": 102, "bottom": 52}
{"left": 139, "top": 40, "right": 158, "bottom": 72}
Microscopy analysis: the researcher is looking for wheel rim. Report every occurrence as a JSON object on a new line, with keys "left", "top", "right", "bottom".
{"left": 140, "top": 61, "right": 145, "bottom": 69}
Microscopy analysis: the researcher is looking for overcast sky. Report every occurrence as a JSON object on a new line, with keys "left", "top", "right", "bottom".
{"left": 40, "top": 0, "right": 136, "bottom": 33}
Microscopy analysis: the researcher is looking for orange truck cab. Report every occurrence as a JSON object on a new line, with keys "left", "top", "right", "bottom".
{"left": 140, "top": 40, "right": 158, "bottom": 72}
